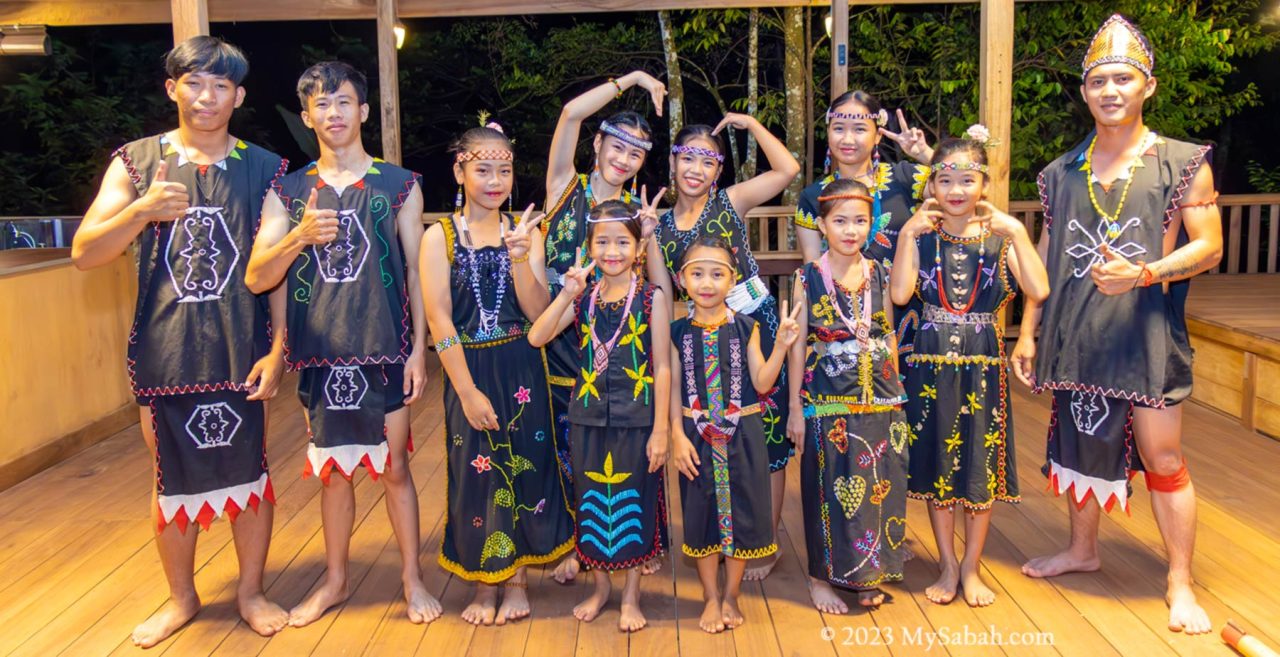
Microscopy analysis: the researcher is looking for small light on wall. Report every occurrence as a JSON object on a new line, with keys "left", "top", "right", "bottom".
{"left": 0, "top": 25, "right": 50, "bottom": 57}
{"left": 824, "top": 13, "right": 833, "bottom": 38}
{"left": 393, "top": 20, "right": 406, "bottom": 50}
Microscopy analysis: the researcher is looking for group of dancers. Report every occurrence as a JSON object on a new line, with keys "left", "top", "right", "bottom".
{"left": 70, "top": 13, "right": 1223, "bottom": 648}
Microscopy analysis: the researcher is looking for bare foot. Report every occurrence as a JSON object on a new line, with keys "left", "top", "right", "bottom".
{"left": 238, "top": 592, "right": 288, "bottom": 637}
{"left": 1020, "top": 550, "right": 1101, "bottom": 578}
{"left": 572, "top": 576, "right": 612, "bottom": 622}
{"left": 742, "top": 555, "right": 778, "bottom": 582}
{"left": 552, "top": 554, "right": 581, "bottom": 584}
{"left": 131, "top": 594, "right": 200, "bottom": 648}
{"left": 960, "top": 563, "right": 995, "bottom": 607}
{"left": 721, "top": 595, "right": 745, "bottom": 629}
{"left": 856, "top": 588, "right": 885, "bottom": 608}
{"left": 926, "top": 560, "right": 959, "bottom": 605}
{"left": 807, "top": 577, "right": 848, "bottom": 614}
{"left": 288, "top": 576, "right": 349, "bottom": 627}
{"left": 699, "top": 598, "right": 725, "bottom": 633}
{"left": 404, "top": 576, "right": 442, "bottom": 624}
{"left": 1166, "top": 582, "right": 1211, "bottom": 634}
{"left": 496, "top": 577, "right": 530, "bottom": 625}
{"left": 618, "top": 586, "right": 647, "bottom": 632}
{"left": 640, "top": 556, "right": 663, "bottom": 576}
{"left": 461, "top": 584, "right": 498, "bottom": 626}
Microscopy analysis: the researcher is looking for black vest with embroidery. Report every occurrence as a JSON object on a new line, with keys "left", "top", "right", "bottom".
{"left": 794, "top": 160, "right": 929, "bottom": 267}
{"left": 274, "top": 161, "right": 420, "bottom": 369}
{"left": 114, "top": 134, "right": 286, "bottom": 396}
{"left": 671, "top": 312, "right": 761, "bottom": 438}
{"left": 568, "top": 281, "right": 656, "bottom": 428}
{"left": 654, "top": 189, "right": 759, "bottom": 300}
{"left": 1035, "top": 133, "right": 1210, "bottom": 406}
{"left": 543, "top": 174, "right": 635, "bottom": 292}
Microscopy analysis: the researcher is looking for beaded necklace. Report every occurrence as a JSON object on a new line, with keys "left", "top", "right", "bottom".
{"left": 1083, "top": 129, "right": 1155, "bottom": 224}
{"left": 586, "top": 273, "right": 638, "bottom": 375}
{"left": 817, "top": 252, "right": 872, "bottom": 343}
{"left": 935, "top": 225, "right": 987, "bottom": 315}
{"left": 455, "top": 212, "right": 510, "bottom": 337}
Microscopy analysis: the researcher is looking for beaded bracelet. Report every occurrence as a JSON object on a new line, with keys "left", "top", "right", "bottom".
{"left": 608, "top": 77, "right": 623, "bottom": 98}
{"left": 511, "top": 253, "right": 530, "bottom": 264}
{"left": 435, "top": 334, "right": 461, "bottom": 352}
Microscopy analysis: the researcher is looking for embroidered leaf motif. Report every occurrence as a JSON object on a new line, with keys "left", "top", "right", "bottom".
{"left": 494, "top": 488, "right": 514, "bottom": 508}
{"left": 624, "top": 361, "right": 653, "bottom": 399}
{"left": 577, "top": 368, "right": 600, "bottom": 402}
{"left": 585, "top": 452, "right": 631, "bottom": 485}
{"left": 508, "top": 455, "right": 534, "bottom": 476}
{"left": 833, "top": 475, "right": 866, "bottom": 519}
{"left": 480, "top": 531, "right": 515, "bottom": 565}
{"left": 619, "top": 313, "right": 648, "bottom": 347}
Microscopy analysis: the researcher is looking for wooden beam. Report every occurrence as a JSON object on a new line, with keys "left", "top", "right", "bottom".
{"left": 829, "top": 0, "right": 848, "bottom": 100}
{"left": 376, "top": 0, "right": 401, "bottom": 165}
{"left": 978, "top": 0, "right": 1013, "bottom": 209}
{"left": 2, "top": 0, "right": 1044, "bottom": 27}
{"left": 170, "top": 0, "right": 208, "bottom": 43}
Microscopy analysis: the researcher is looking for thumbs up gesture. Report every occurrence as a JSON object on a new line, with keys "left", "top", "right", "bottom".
{"left": 293, "top": 187, "right": 340, "bottom": 245}
{"left": 1090, "top": 242, "right": 1145, "bottom": 295}
{"left": 135, "top": 161, "right": 190, "bottom": 222}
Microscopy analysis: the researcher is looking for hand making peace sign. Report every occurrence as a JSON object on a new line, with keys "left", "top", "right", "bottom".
{"left": 635, "top": 184, "right": 667, "bottom": 241}
{"left": 503, "top": 203, "right": 546, "bottom": 262}
{"left": 879, "top": 108, "right": 933, "bottom": 163}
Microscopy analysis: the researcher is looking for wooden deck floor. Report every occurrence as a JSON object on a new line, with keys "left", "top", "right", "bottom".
{"left": 2, "top": 357, "right": 1279, "bottom": 657}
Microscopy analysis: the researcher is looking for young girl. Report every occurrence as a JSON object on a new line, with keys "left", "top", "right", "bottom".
{"left": 786, "top": 178, "right": 911, "bottom": 613}
{"left": 542, "top": 71, "right": 666, "bottom": 583}
{"left": 669, "top": 236, "right": 801, "bottom": 633}
{"left": 889, "top": 128, "right": 1049, "bottom": 607}
{"left": 528, "top": 199, "right": 671, "bottom": 633}
{"left": 649, "top": 114, "right": 801, "bottom": 581}
{"left": 420, "top": 123, "right": 574, "bottom": 625}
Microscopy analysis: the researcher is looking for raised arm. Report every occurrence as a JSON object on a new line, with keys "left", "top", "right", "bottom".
{"left": 720, "top": 113, "right": 801, "bottom": 215}
{"left": 748, "top": 300, "right": 803, "bottom": 394}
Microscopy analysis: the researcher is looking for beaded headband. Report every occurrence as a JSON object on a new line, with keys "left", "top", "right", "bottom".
{"left": 817, "top": 192, "right": 875, "bottom": 204}
{"left": 679, "top": 256, "right": 735, "bottom": 272}
{"left": 455, "top": 148, "right": 514, "bottom": 164}
{"left": 826, "top": 107, "right": 889, "bottom": 127}
{"left": 930, "top": 161, "right": 989, "bottom": 174}
{"left": 671, "top": 144, "right": 725, "bottom": 163}
{"left": 600, "top": 121, "right": 653, "bottom": 151}
{"left": 1082, "top": 14, "right": 1154, "bottom": 79}
{"left": 586, "top": 211, "right": 641, "bottom": 224}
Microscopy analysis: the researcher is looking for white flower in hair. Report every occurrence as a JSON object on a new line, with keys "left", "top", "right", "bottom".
{"left": 966, "top": 123, "right": 992, "bottom": 146}
{"left": 877, "top": 108, "right": 890, "bottom": 127}
{"left": 486, "top": 121, "right": 505, "bottom": 134}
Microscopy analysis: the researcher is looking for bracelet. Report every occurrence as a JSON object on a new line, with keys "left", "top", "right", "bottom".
{"left": 1140, "top": 264, "right": 1155, "bottom": 288}
{"left": 511, "top": 253, "right": 530, "bottom": 264}
{"left": 434, "top": 334, "right": 461, "bottom": 352}
{"left": 608, "top": 77, "right": 623, "bottom": 98}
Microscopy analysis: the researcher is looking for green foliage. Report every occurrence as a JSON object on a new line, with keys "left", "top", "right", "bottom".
{"left": 1247, "top": 160, "right": 1280, "bottom": 193}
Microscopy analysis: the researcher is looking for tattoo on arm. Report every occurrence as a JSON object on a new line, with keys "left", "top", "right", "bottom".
{"left": 1151, "top": 249, "right": 1214, "bottom": 283}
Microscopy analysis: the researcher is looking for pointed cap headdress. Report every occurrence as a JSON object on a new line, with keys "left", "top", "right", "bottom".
{"left": 1082, "top": 14, "right": 1154, "bottom": 80}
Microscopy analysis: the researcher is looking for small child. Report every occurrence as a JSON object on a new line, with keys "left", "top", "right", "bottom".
{"left": 890, "top": 127, "right": 1049, "bottom": 607}
{"left": 668, "top": 235, "right": 802, "bottom": 633}
{"left": 528, "top": 198, "right": 672, "bottom": 633}
{"left": 787, "top": 178, "right": 911, "bottom": 613}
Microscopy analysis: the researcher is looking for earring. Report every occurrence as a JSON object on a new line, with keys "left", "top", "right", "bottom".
{"left": 823, "top": 150, "right": 832, "bottom": 174}
{"left": 710, "top": 180, "right": 718, "bottom": 196}
{"left": 454, "top": 185, "right": 464, "bottom": 215}
{"left": 630, "top": 176, "right": 638, "bottom": 199}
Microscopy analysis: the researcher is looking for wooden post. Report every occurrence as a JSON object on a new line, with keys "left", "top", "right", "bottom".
{"left": 979, "top": 0, "right": 1014, "bottom": 209}
{"left": 376, "top": 0, "right": 402, "bottom": 165}
{"left": 830, "top": 0, "right": 848, "bottom": 100}
{"left": 170, "top": 0, "right": 208, "bottom": 44}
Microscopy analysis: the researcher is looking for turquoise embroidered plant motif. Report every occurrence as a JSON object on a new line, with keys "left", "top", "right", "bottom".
{"left": 579, "top": 452, "right": 643, "bottom": 558}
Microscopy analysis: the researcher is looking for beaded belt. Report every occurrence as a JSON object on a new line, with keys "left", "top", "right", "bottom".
{"left": 923, "top": 303, "right": 997, "bottom": 326}
{"left": 682, "top": 403, "right": 761, "bottom": 419}
{"left": 818, "top": 336, "right": 891, "bottom": 357}
{"left": 724, "top": 275, "right": 770, "bottom": 314}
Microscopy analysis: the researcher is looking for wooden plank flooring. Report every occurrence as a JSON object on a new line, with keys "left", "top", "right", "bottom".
{"left": 2, "top": 356, "right": 1279, "bottom": 657}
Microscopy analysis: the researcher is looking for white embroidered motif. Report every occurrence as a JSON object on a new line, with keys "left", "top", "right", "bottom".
{"left": 185, "top": 402, "right": 242, "bottom": 449}
{"left": 313, "top": 209, "right": 369, "bottom": 283}
{"left": 324, "top": 366, "right": 368, "bottom": 410}
{"left": 165, "top": 206, "right": 240, "bottom": 303}
{"left": 1069, "top": 391, "right": 1111, "bottom": 436}
{"left": 1064, "top": 216, "right": 1147, "bottom": 278}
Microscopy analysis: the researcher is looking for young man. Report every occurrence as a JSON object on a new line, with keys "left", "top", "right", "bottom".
{"left": 1012, "top": 15, "right": 1222, "bottom": 635}
{"left": 245, "top": 61, "right": 440, "bottom": 626}
{"left": 72, "top": 36, "right": 290, "bottom": 647}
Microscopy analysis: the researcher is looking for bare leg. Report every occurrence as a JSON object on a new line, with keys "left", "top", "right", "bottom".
{"left": 743, "top": 469, "right": 784, "bottom": 581}
{"left": 924, "top": 503, "right": 959, "bottom": 604}
{"left": 959, "top": 508, "right": 995, "bottom": 607}
{"left": 461, "top": 583, "right": 498, "bottom": 625}
{"left": 695, "top": 555, "right": 724, "bottom": 633}
{"left": 618, "top": 568, "right": 647, "bottom": 632}
{"left": 132, "top": 406, "right": 201, "bottom": 649}
{"left": 1022, "top": 494, "right": 1102, "bottom": 578}
{"left": 382, "top": 408, "right": 440, "bottom": 624}
{"left": 289, "top": 476, "right": 353, "bottom": 626}
{"left": 1132, "top": 405, "right": 1210, "bottom": 635}
{"left": 231, "top": 503, "right": 289, "bottom": 636}
{"left": 721, "top": 556, "right": 747, "bottom": 629}
{"left": 496, "top": 566, "right": 530, "bottom": 624}
{"left": 573, "top": 568, "right": 612, "bottom": 622}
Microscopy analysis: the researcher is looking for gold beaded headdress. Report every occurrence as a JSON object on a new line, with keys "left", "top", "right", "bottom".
{"left": 1082, "top": 14, "right": 1154, "bottom": 80}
